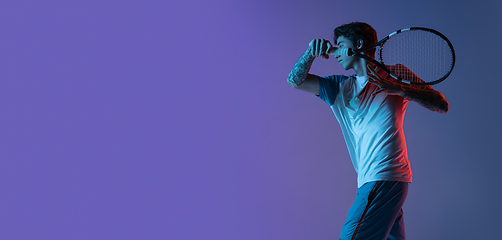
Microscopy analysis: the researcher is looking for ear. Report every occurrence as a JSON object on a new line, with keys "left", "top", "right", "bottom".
{"left": 356, "top": 39, "right": 364, "bottom": 49}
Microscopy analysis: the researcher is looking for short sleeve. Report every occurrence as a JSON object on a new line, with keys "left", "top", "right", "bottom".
{"left": 317, "top": 75, "right": 347, "bottom": 106}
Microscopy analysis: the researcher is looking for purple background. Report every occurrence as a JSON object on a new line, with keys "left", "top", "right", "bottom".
{"left": 1, "top": 0, "right": 501, "bottom": 239}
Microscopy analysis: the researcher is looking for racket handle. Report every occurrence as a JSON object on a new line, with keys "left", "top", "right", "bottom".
{"left": 330, "top": 48, "right": 354, "bottom": 56}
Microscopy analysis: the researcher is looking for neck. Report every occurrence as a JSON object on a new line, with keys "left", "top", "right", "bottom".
{"left": 353, "top": 57, "right": 368, "bottom": 76}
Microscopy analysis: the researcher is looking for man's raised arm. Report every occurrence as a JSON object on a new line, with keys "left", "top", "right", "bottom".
{"left": 287, "top": 39, "right": 333, "bottom": 95}
{"left": 400, "top": 86, "right": 449, "bottom": 113}
{"left": 367, "top": 65, "right": 449, "bottom": 113}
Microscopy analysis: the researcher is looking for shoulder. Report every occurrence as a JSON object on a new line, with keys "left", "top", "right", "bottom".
{"left": 317, "top": 74, "right": 351, "bottom": 106}
{"left": 319, "top": 74, "right": 351, "bottom": 83}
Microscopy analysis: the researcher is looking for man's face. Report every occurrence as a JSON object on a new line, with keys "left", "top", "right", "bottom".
{"left": 335, "top": 36, "right": 357, "bottom": 70}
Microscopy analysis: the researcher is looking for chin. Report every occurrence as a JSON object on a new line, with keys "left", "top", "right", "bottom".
{"left": 338, "top": 63, "right": 348, "bottom": 70}
{"left": 343, "top": 62, "right": 354, "bottom": 71}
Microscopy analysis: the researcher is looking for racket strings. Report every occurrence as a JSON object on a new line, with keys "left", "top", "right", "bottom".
{"left": 379, "top": 30, "right": 453, "bottom": 83}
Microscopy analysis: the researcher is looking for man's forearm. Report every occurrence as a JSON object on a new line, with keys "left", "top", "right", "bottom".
{"left": 401, "top": 86, "right": 449, "bottom": 113}
{"left": 287, "top": 49, "right": 315, "bottom": 88}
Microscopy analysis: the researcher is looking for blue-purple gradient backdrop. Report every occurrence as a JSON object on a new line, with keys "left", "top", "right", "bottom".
{"left": 1, "top": 0, "right": 500, "bottom": 239}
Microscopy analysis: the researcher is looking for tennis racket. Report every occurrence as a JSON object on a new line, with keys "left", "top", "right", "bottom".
{"left": 332, "top": 27, "right": 455, "bottom": 85}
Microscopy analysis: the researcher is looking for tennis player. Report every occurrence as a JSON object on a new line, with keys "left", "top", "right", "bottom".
{"left": 287, "top": 22, "right": 448, "bottom": 240}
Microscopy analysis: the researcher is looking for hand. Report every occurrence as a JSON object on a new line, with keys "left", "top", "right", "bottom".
{"left": 367, "top": 65, "right": 405, "bottom": 96}
{"left": 309, "top": 39, "right": 336, "bottom": 59}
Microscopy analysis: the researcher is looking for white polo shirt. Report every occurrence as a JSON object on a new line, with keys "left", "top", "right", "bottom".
{"left": 318, "top": 73, "right": 412, "bottom": 188}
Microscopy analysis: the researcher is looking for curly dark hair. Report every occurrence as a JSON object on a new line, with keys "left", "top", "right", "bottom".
{"left": 334, "top": 22, "right": 378, "bottom": 57}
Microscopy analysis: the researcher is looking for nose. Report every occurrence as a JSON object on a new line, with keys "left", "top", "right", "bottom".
{"left": 333, "top": 51, "right": 341, "bottom": 59}
{"left": 333, "top": 48, "right": 346, "bottom": 59}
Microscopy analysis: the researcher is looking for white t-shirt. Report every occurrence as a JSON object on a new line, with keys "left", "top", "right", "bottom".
{"left": 355, "top": 75, "right": 368, "bottom": 94}
{"left": 318, "top": 74, "right": 412, "bottom": 188}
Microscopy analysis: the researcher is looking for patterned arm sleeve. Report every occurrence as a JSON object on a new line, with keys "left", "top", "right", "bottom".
{"left": 287, "top": 49, "right": 315, "bottom": 88}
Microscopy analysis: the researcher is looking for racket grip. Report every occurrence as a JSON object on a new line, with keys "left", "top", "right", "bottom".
{"left": 330, "top": 48, "right": 353, "bottom": 56}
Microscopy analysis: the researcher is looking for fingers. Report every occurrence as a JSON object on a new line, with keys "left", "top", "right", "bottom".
{"left": 309, "top": 39, "right": 333, "bottom": 58}
{"left": 316, "top": 40, "right": 321, "bottom": 57}
{"left": 366, "top": 64, "right": 387, "bottom": 82}
{"left": 368, "top": 75, "right": 385, "bottom": 96}
{"left": 367, "top": 73, "right": 386, "bottom": 96}
{"left": 368, "top": 77, "right": 382, "bottom": 87}
{"left": 321, "top": 41, "right": 332, "bottom": 59}
{"left": 371, "top": 88, "right": 385, "bottom": 96}
{"left": 367, "top": 69, "right": 382, "bottom": 85}
{"left": 366, "top": 63, "right": 380, "bottom": 74}
{"left": 367, "top": 64, "right": 376, "bottom": 75}
{"left": 366, "top": 64, "right": 381, "bottom": 80}
{"left": 325, "top": 41, "right": 332, "bottom": 55}
{"left": 368, "top": 76, "right": 381, "bottom": 86}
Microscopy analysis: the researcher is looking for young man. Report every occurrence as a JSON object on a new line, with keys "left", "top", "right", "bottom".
{"left": 287, "top": 22, "right": 448, "bottom": 240}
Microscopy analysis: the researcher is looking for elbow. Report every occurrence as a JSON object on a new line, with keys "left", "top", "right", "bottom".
{"left": 438, "top": 100, "right": 449, "bottom": 114}
{"left": 287, "top": 77, "right": 300, "bottom": 88}
{"left": 435, "top": 91, "right": 449, "bottom": 113}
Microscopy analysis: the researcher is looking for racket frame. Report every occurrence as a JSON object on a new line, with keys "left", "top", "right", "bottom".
{"left": 343, "top": 27, "right": 455, "bottom": 85}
